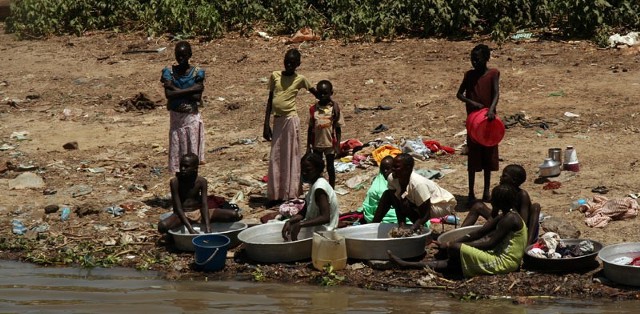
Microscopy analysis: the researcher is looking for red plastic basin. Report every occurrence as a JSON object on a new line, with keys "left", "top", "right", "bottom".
{"left": 466, "top": 108, "right": 505, "bottom": 147}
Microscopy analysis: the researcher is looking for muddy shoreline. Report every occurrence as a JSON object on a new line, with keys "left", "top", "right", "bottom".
{"left": 2, "top": 26, "right": 640, "bottom": 300}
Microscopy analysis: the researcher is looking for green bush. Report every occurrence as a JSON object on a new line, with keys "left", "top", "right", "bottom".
{"left": 5, "top": 0, "right": 640, "bottom": 44}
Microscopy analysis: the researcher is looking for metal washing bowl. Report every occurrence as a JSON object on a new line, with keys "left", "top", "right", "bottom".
{"left": 523, "top": 239, "right": 603, "bottom": 273}
{"left": 437, "top": 225, "right": 483, "bottom": 243}
{"left": 237, "top": 222, "right": 328, "bottom": 263}
{"left": 169, "top": 222, "right": 247, "bottom": 252}
{"left": 335, "top": 223, "right": 431, "bottom": 260}
{"left": 598, "top": 242, "right": 640, "bottom": 287}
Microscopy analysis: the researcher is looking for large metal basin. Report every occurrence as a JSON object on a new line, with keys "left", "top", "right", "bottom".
{"left": 523, "top": 239, "right": 603, "bottom": 272}
{"left": 598, "top": 242, "right": 640, "bottom": 287}
{"left": 437, "top": 225, "right": 483, "bottom": 243}
{"left": 335, "top": 223, "right": 431, "bottom": 260}
{"left": 169, "top": 222, "right": 247, "bottom": 251}
{"left": 237, "top": 222, "right": 327, "bottom": 263}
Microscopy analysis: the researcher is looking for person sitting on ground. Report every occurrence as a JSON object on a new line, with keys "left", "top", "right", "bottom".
{"left": 461, "top": 164, "right": 540, "bottom": 245}
{"left": 357, "top": 155, "right": 398, "bottom": 223}
{"left": 307, "top": 79, "right": 344, "bottom": 188}
{"left": 158, "top": 153, "right": 242, "bottom": 234}
{"left": 388, "top": 183, "right": 528, "bottom": 278}
{"left": 282, "top": 152, "right": 339, "bottom": 241}
{"left": 372, "top": 153, "right": 456, "bottom": 233}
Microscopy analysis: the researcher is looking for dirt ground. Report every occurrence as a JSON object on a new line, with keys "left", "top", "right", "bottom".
{"left": 1, "top": 22, "right": 640, "bottom": 299}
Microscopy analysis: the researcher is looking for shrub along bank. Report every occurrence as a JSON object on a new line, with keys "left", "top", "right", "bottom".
{"left": 6, "top": 0, "right": 640, "bottom": 44}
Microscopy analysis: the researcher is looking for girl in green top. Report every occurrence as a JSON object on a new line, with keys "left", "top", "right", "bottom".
{"left": 388, "top": 184, "right": 527, "bottom": 278}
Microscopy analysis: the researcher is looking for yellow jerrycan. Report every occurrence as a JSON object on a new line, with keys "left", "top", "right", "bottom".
{"left": 312, "top": 230, "right": 347, "bottom": 271}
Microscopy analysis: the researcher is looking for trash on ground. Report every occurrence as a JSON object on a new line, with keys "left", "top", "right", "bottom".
{"left": 257, "top": 31, "right": 272, "bottom": 40}
{"left": 564, "top": 112, "right": 580, "bottom": 118}
{"left": 548, "top": 91, "right": 565, "bottom": 97}
{"left": 122, "top": 47, "right": 166, "bottom": 54}
{"left": 60, "top": 207, "right": 71, "bottom": 221}
{"left": 67, "top": 184, "right": 93, "bottom": 197}
{"left": 106, "top": 205, "right": 125, "bottom": 217}
{"left": 345, "top": 175, "right": 368, "bottom": 189}
{"left": 608, "top": 32, "right": 639, "bottom": 48}
{"left": 87, "top": 167, "right": 106, "bottom": 173}
{"left": 10, "top": 131, "right": 29, "bottom": 141}
{"left": 0, "top": 144, "right": 15, "bottom": 151}
{"left": 511, "top": 30, "right": 534, "bottom": 41}
{"left": 415, "top": 169, "right": 444, "bottom": 180}
{"left": 12, "top": 219, "right": 27, "bottom": 235}
{"left": 401, "top": 137, "right": 430, "bottom": 160}
{"left": 232, "top": 138, "right": 257, "bottom": 145}
{"left": 8, "top": 172, "right": 45, "bottom": 190}
{"left": 334, "top": 161, "right": 356, "bottom": 173}
{"left": 285, "top": 27, "right": 319, "bottom": 44}
{"left": 117, "top": 93, "right": 159, "bottom": 112}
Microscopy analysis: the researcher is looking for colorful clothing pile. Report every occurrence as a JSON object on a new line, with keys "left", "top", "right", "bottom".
{"left": 579, "top": 195, "right": 638, "bottom": 228}
{"left": 527, "top": 232, "right": 595, "bottom": 259}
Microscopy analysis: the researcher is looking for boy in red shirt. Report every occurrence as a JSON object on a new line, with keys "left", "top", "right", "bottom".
{"left": 456, "top": 44, "right": 500, "bottom": 204}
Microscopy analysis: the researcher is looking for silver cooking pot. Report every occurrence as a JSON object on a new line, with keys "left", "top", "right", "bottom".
{"left": 539, "top": 158, "right": 561, "bottom": 177}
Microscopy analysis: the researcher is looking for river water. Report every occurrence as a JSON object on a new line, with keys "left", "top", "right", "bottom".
{"left": 0, "top": 260, "right": 637, "bottom": 313}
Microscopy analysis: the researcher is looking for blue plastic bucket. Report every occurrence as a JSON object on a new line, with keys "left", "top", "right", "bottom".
{"left": 192, "top": 234, "right": 230, "bottom": 272}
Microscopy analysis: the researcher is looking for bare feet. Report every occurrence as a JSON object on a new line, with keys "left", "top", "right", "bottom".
{"left": 466, "top": 194, "right": 477, "bottom": 208}
{"left": 387, "top": 250, "right": 425, "bottom": 269}
{"left": 482, "top": 191, "right": 491, "bottom": 203}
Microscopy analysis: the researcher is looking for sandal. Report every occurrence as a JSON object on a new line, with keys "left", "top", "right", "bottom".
{"left": 591, "top": 186, "right": 609, "bottom": 194}
{"left": 371, "top": 124, "right": 389, "bottom": 134}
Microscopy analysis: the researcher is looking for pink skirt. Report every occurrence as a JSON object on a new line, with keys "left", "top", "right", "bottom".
{"left": 267, "top": 115, "right": 301, "bottom": 200}
{"left": 169, "top": 111, "right": 205, "bottom": 173}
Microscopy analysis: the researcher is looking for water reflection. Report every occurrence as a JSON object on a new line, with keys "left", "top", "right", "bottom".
{"left": 0, "top": 260, "right": 636, "bottom": 313}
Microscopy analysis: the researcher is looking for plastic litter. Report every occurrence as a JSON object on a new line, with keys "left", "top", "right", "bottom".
{"left": 569, "top": 199, "right": 587, "bottom": 212}
{"left": 257, "top": 31, "right": 272, "bottom": 40}
{"left": 0, "top": 143, "right": 15, "bottom": 151}
{"left": 608, "top": 32, "right": 639, "bottom": 48}
{"left": 106, "top": 205, "right": 125, "bottom": 217}
{"left": 12, "top": 219, "right": 27, "bottom": 235}
{"left": 285, "top": 27, "right": 320, "bottom": 44}
{"left": 429, "top": 215, "right": 460, "bottom": 225}
{"left": 10, "top": 131, "right": 29, "bottom": 141}
{"left": 61, "top": 207, "right": 71, "bottom": 221}
{"left": 334, "top": 161, "right": 356, "bottom": 173}
{"left": 401, "top": 137, "right": 430, "bottom": 160}
{"left": 511, "top": 30, "right": 534, "bottom": 40}
{"left": 32, "top": 223, "right": 49, "bottom": 233}
{"left": 564, "top": 112, "right": 580, "bottom": 118}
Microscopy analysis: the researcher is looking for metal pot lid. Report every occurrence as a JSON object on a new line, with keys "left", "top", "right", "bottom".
{"left": 539, "top": 158, "right": 560, "bottom": 168}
